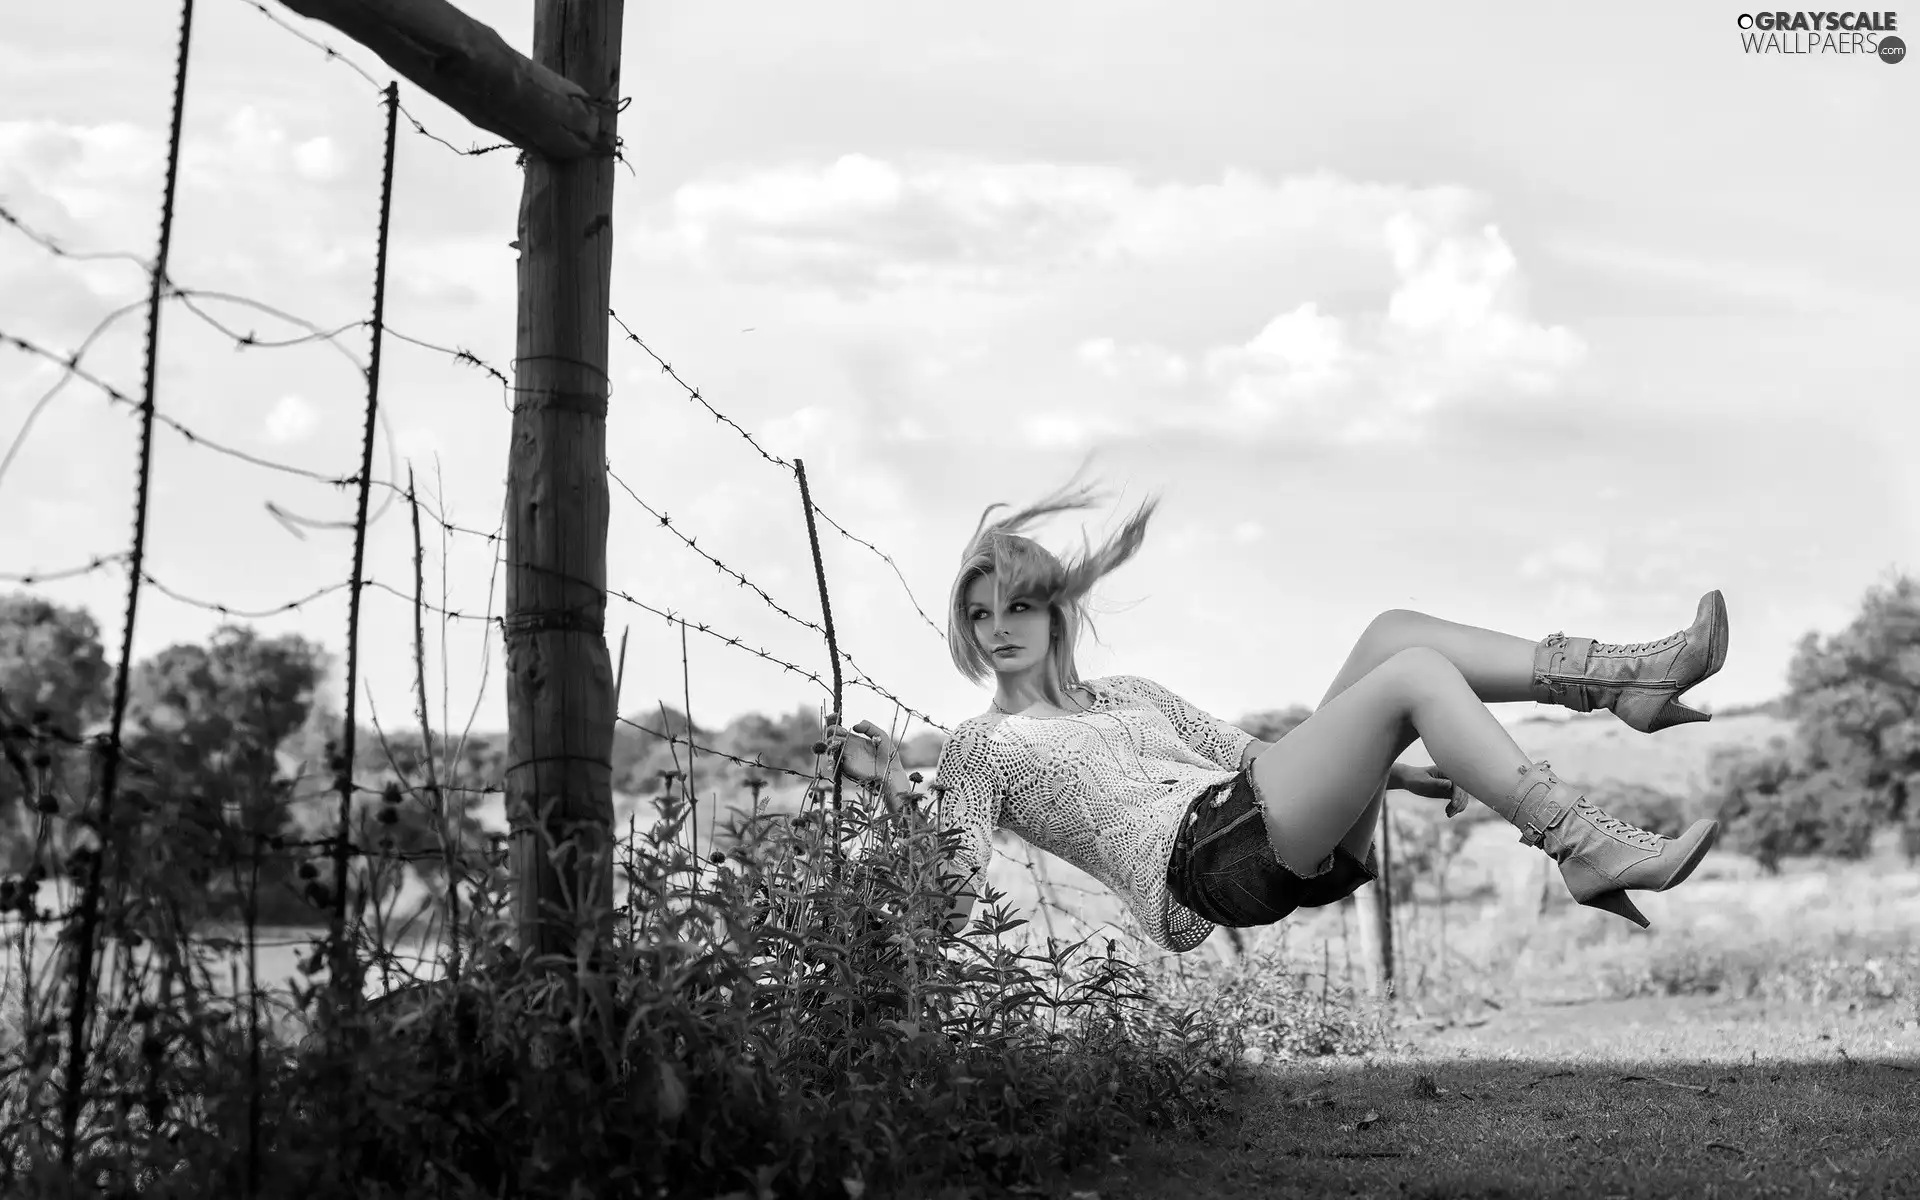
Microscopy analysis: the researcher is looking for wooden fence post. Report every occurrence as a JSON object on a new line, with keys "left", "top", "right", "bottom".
{"left": 502, "top": 0, "right": 625, "bottom": 965}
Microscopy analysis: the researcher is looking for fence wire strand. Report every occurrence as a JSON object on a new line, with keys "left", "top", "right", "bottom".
{"left": 1, "top": 4, "right": 1162, "bottom": 1175}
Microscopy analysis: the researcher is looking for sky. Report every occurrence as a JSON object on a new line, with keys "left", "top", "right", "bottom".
{"left": 1, "top": 1, "right": 1915, "bottom": 749}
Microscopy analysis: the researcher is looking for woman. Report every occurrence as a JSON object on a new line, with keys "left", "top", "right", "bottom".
{"left": 828, "top": 478, "right": 1726, "bottom": 954}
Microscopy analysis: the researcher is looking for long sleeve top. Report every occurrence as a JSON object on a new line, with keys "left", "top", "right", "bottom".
{"left": 928, "top": 674, "right": 1256, "bottom": 953}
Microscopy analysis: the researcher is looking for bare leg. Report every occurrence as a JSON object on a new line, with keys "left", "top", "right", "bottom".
{"left": 1254, "top": 647, "right": 1534, "bottom": 874}
{"left": 1320, "top": 609, "right": 1539, "bottom": 709}
{"left": 1307, "top": 610, "right": 1538, "bottom": 857}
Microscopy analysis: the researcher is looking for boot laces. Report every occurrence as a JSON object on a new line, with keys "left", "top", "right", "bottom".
{"left": 1576, "top": 798, "right": 1662, "bottom": 847}
{"left": 1594, "top": 630, "right": 1682, "bottom": 657}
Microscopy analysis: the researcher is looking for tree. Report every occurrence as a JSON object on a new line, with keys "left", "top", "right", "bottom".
{"left": 1709, "top": 575, "right": 1920, "bottom": 868}
{"left": 1783, "top": 575, "right": 1920, "bottom": 853}
{"left": 111, "top": 626, "right": 329, "bottom": 924}
{"left": 344, "top": 723, "right": 510, "bottom": 899}
{"left": 0, "top": 593, "right": 111, "bottom": 874}
{"left": 1705, "top": 739, "right": 1878, "bottom": 871}
{"left": 0, "top": 593, "right": 110, "bottom": 732}
{"left": 1239, "top": 705, "right": 1314, "bottom": 744}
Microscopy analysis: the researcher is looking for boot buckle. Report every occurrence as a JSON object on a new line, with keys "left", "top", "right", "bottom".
{"left": 1519, "top": 823, "right": 1546, "bottom": 848}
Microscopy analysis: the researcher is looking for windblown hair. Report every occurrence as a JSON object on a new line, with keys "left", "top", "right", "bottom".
{"left": 947, "top": 470, "right": 1161, "bottom": 712}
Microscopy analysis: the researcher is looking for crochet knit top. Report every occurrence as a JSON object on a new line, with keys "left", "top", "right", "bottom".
{"left": 929, "top": 674, "right": 1256, "bottom": 953}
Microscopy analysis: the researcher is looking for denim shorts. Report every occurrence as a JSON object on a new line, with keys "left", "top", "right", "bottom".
{"left": 1165, "top": 770, "right": 1380, "bottom": 928}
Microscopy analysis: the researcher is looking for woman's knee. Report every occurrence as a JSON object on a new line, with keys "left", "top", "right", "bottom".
{"left": 1356, "top": 609, "right": 1430, "bottom": 657}
{"left": 1372, "top": 645, "right": 1460, "bottom": 703}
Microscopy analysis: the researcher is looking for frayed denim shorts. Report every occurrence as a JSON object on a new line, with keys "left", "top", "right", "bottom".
{"left": 1165, "top": 770, "right": 1379, "bottom": 928}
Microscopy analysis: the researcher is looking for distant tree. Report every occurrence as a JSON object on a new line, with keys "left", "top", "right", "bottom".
{"left": 613, "top": 703, "right": 709, "bottom": 796}
{"left": 1709, "top": 575, "right": 1920, "bottom": 868}
{"left": 332, "top": 723, "right": 510, "bottom": 909}
{"left": 0, "top": 593, "right": 111, "bottom": 731}
{"left": 1239, "top": 705, "right": 1314, "bottom": 744}
{"left": 1706, "top": 739, "right": 1874, "bottom": 872}
{"left": 1782, "top": 575, "right": 1920, "bottom": 857}
{"left": 900, "top": 730, "right": 944, "bottom": 770}
{"left": 111, "top": 626, "right": 329, "bottom": 923}
{"left": 613, "top": 701, "right": 832, "bottom": 802}
{"left": 0, "top": 594, "right": 111, "bottom": 874}
{"left": 1591, "top": 781, "right": 1695, "bottom": 840}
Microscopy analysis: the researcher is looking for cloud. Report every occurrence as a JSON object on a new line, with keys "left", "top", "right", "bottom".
{"left": 640, "top": 156, "right": 1586, "bottom": 445}
{"left": 1095, "top": 216, "right": 1585, "bottom": 443}
{"left": 1520, "top": 539, "right": 1606, "bottom": 580}
{"left": 1076, "top": 337, "right": 1190, "bottom": 386}
{"left": 648, "top": 159, "right": 1482, "bottom": 296}
{"left": 0, "top": 119, "right": 160, "bottom": 226}
{"left": 658, "top": 154, "right": 1122, "bottom": 293}
{"left": 264, "top": 394, "right": 317, "bottom": 444}
{"left": 1203, "top": 301, "right": 1351, "bottom": 419}
{"left": 292, "top": 136, "right": 344, "bottom": 184}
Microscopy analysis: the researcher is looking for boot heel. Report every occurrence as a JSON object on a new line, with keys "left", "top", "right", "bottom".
{"left": 1644, "top": 698, "right": 1712, "bottom": 733}
{"left": 1581, "top": 889, "right": 1649, "bottom": 929}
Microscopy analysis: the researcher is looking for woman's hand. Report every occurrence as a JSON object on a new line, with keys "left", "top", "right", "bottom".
{"left": 1388, "top": 762, "right": 1454, "bottom": 799}
{"left": 824, "top": 718, "right": 901, "bottom": 787}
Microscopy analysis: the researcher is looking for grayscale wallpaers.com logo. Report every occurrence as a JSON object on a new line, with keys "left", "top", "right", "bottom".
{"left": 1736, "top": 11, "right": 1906, "bottom": 60}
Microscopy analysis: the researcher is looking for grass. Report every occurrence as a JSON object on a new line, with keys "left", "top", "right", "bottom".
{"left": 0, "top": 773, "right": 1252, "bottom": 1199}
{"left": 6, "top": 695, "right": 1916, "bottom": 1198}
{"left": 1070, "top": 827, "right": 1920, "bottom": 1200}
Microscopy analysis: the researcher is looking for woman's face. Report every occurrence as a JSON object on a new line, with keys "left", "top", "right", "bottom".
{"left": 963, "top": 573, "right": 1053, "bottom": 677}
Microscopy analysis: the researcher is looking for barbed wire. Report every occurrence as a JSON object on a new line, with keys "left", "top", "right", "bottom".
{"left": 6, "top": 207, "right": 954, "bottom": 738}
{"left": 609, "top": 308, "right": 948, "bottom": 643}
{"left": 0, "top": 203, "right": 152, "bottom": 270}
{"left": 140, "top": 572, "right": 356, "bottom": 621}
{"left": 230, "top": 0, "right": 518, "bottom": 160}
{"left": 604, "top": 465, "right": 949, "bottom": 732}
{"left": 0, "top": 554, "right": 129, "bottom": 587}
{"left": 1, "top": 326, "right": 358, "bottom": 486}
{"left": 0, "top": 4, "right": 1192, "bottom": 1113}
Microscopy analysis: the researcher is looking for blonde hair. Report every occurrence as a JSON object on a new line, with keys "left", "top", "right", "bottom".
{"left": 946, "top": 468, "right": 1160, "bottom": 711}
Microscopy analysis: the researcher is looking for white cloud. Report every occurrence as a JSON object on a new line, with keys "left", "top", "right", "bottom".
{"left": 1020, "top": 411, "right": 1139, "bottom": 448}
{"left": 1204, "top": 302, "right": 1352, "bottom": 420}
{"left": 1077, "top": 336, "right": 1189, "bottom": 386}
{"left": 391, "top": 427, "right": 446, "bottom": 465}
{"left": 1089, "top": 217, "right": 1584, "bottom": 443}
{"left": 1520, "top": 539, "right": 1606, "bottom": 580}
{"left": 1379, "top": 214, "right": 1584, "bottom": 398}
{"left": 292, "top": 136, "right": 343, "bottom": 183}
{"left": 264, "top": 394, "right": 317, "bottom": 443}
{"left": 643, "top": 156, "right": 1586, "bottom": 445}
{"left": 0, "top": 119, "right": 160, "bottom": 228}
{"left": 646, "top": 160, "right": 1489, "bottom": 295}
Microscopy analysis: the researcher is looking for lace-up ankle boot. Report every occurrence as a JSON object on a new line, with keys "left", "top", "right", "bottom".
{"left": 1531, "top": 590, "right": 1730, "bottom": 733}
{"left": 1485, "top": 760, "right": 1718, "bottom": 928}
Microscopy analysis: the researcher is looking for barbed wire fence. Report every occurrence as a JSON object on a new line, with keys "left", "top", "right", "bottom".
{"left": 0, "top": 0, "right": 1247, "bottom": 1174}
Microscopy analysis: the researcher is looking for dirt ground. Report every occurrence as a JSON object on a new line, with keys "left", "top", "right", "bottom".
{"left": 1082, "top": 994, "right": 1920, "bottom": 1200}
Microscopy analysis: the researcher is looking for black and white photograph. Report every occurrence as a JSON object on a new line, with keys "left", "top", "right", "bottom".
{"left": 1, "top": 3, "right": 1915, "bottom": 1197}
